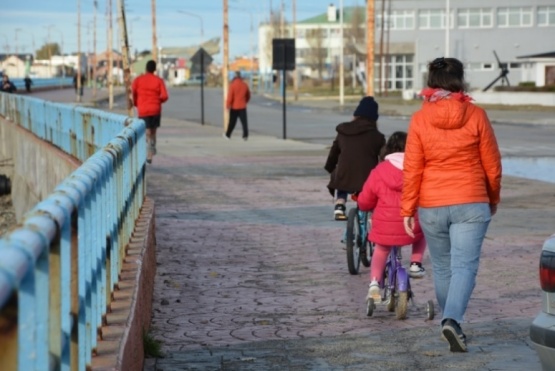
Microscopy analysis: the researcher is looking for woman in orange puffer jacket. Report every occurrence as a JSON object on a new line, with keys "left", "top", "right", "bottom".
{"left": 401, "top": 57, "right": 502, "bottom": 353}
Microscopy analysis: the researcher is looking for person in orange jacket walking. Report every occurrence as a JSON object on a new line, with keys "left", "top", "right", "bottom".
{"left": 132, "top": 60, "right": 169, "bottom": 164}
{"left": 224, "top": 71, "right": 251, "bottom": 140}
{"left": 401, "top": 57, "right": 502, "bottom": 353}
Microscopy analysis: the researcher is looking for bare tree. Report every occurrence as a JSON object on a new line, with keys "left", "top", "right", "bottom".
{"left": 263, "top": 10, "right": 283, "bottom": 71}
{"left": 305, "top": 26, "right": 326, "bottom": 79}
{"left": 345, "top": 4, "right": 365, "bottom": 45}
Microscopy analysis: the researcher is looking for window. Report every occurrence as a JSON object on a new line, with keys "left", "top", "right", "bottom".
{"left": 458, "top": 8, "right": 493, "bottom": 28}
{"left": 377, "top": 10, "right": 415, "bottom": 30}
{"left": 375, "top": 54, "right": 414, "bottom": 91}
{"left": 296, "top": 29, "right": 306, "bottom": 38}
{"left": 419, "top": 9, "right": 453, "bottom": 29}
{"left": 497, "top": 7, "right": 533, "bottom": 28}
{"left": 538, "top": 6, "right": 555, "bottom": 26}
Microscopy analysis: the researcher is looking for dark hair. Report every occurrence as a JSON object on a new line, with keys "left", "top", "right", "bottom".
{"left": 427, "top": 57, "right": 466, "bottom": 92}
{"left": 381, "top": 131, "right": 407, "bottom": 160}
{"left": 146, "top": 60, "right": 157, "bottom": 73}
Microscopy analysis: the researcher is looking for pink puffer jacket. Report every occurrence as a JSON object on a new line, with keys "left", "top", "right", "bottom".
{"left": 357, "top": 153, "right": 423, "bottom": 246}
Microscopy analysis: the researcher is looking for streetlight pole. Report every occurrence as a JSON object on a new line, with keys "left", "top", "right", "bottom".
{"left": 445, "top": 0, "right": 450, "bottom": 57}
{"left": 178, "top": 10, "right": 204, "bottom": 44}
{"left": 292, "top": 0, "right": 298, "bottom": 100}
{"left": 129, "top": 16, "right": 140, "bottom": 58}
{"left": 15, "top": 29, "right": 21, "bottom": 77}
{"left": 93, "top": 0, "right": 98, "bottom": 99}
{"left": 151, "top": 0, "right": 158, "bottom": 65}
{"left": 77, "top": 0, "right": 82, "bottom": 102}
{"left": 223, "top": 0, "right": 229, "bottom": 132}
{"left": 339, "top": 0, "right": 344, "bottom": 106}
{"left": 366, "top": 0, "right": 375, "bottom": 96}
{"left": 44, "top": 25, "right": 54, "bottom": 77}
{"left": 51, "top": 27, "right": 65, "bottom": 78}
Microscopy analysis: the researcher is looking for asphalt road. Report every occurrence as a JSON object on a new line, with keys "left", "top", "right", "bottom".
{"left": 158, "top": 87, "right": 555, "bottom": 159}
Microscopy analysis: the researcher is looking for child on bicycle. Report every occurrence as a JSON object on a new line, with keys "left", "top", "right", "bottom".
{"left": 324, "top": 96, "right": 386, "bottom": 220}
{"left": 357, "top": 131, "right": 427, "bottom": 303}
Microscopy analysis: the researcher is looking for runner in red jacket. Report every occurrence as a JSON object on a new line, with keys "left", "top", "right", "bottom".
{"left": 132, "top": 60, "right": 169, "bottom": 164}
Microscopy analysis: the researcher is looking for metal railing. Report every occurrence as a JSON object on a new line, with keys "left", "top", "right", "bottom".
{"left": 0, "top": 93, "right": 146, "bottom": 370}
{"left": 9, "top": 77, "right": 74, "bottom": 91}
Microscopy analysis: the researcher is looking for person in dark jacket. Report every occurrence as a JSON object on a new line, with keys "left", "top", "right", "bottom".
{"left": 24, "top": 76, "right": 33, "bottom": 92}
{"left": 1, "top": 74, "right": 17, "bottom": 93}
{"left": 324, "top": 96, "right": 386, "bottom": 220}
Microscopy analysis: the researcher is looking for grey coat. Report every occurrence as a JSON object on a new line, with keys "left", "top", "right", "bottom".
{"left": 324, "top": 117, "right": 386, "bottom": 197}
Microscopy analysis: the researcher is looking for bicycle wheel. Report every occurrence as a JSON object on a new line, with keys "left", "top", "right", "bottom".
{"left": 346, "top": 208, "right": 361, "bottom": 275}
{"left": 396, "top": 291, "right": 408, "bottom": 320}
{"left": 359, "top": 213, "right": 372, "bottom": 268}
{"left": 385, "top": 287, "right": 395, "bottom": 312}
{"left": 366, "top": 298, "right": 375, "bottom": 317}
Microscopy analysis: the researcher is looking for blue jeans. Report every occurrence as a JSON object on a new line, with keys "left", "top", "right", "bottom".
{"left": 418, "top": 203, "right": 491, "bottom": 325}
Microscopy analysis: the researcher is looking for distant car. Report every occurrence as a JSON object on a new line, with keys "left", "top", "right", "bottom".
{"left": 184, "top": 75, "right": 206, "bottom": 86}
{"left": 530, "top": 234, "right": 555, "bottom": 369}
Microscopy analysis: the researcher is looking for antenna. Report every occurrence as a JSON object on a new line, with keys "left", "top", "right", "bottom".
{"left": 483, "top": 50, "right": 510, "bottom": 92}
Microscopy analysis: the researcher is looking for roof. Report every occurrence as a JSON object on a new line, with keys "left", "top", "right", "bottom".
{"left": 299, "top": 6, "right": 365, "bottom": 25}
{"left": 517, "top": 51, "right": 555, "bottom": 59}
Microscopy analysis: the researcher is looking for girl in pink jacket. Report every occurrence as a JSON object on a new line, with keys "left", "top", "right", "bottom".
{"left": 357, "top": 131, "right": 427, "bottom": 303}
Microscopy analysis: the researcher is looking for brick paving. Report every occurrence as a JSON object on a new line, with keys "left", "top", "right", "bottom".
{"left": 143, "top": 115, "right": 551, "bottom": 370}
{"left": 22, "top": 88, "right": 551, "bottom": 370}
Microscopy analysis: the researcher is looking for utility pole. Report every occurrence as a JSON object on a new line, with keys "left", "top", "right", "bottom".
{"left": 445, "top": 0, "right": 450, "bottom": 57}
{"left": 292, "top": 0, "right": 298, "bottom": 101}
{"left": 339, "top": 0, "right": 344, "bottom": 106}
{"left": 77, "top": 0, "right": 82, "bottom": 102}
{"left": 366, "top": 0, "right": 375, "bottom": 96}
{"left": 378, "top": 0, "right": 385, "bottom": 96}
{"left": 93, "top": 0, "right": 97, "bottom": 100}
{"left": 151, "top": 0, "right": 158, "bottom": 65}
{"left": 385, "top": 0, "right": 391, "bottom": 97}
{"left": 223, "top": 0, "right": 229, "bottom": 132}
{"left": 108, "top": 0, "right": 114, "bottom": 109}
{"left": 117, "top": 0, "right": 133, "bottom": 116}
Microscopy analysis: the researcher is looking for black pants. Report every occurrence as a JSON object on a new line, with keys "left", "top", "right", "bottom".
{"left": 226, "top": 108, "right": 248, "bottom": 138}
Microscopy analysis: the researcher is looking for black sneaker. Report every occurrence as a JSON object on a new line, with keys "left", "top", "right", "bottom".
{"left": 442, "top": 319, "right": 468, "bottom": 352}
{"left": 334, "top": 204, "right": 346, "bottom": 220}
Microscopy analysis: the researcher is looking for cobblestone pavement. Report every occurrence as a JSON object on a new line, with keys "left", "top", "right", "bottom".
{"left": 4, "top": 89, "right": 551, "bottom": 369}
{"left": 143, "top": 116, "right": 551, "bottom": 370}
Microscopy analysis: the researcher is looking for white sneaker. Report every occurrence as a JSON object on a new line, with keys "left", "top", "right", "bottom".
{"left": 223, "top": 133, "right": 230, "bottom": 140}
{"left": 367, "top": 280, "right": 381, "bottom": 303}
{"left": 409, "top": 262, "right": 426, "bottom": 279}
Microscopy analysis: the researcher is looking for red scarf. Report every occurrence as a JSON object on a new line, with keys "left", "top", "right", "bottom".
{"left": 419, "top": 88, "right": 473, "bottom": 103}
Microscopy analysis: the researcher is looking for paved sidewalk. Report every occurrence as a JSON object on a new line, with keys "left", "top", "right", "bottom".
{"left": 141, "top": 114, "right": 551, "bottom": 370}
{"left": 28, "top": 89, "right": 551, "bottom": 369}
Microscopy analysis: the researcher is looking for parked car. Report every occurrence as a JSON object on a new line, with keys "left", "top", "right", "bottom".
{"left": 184, "top": 74, "right": 206, "bottom": 86}
{"left": 530, "top": 233, "right": 555, "bottom": 369}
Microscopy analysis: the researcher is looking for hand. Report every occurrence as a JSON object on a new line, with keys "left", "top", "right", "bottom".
{"left": 403, "top": 216, "right": 415, "bottom": 238}
{"left": 490, "top": 204, "right": 498, "bottom": 216}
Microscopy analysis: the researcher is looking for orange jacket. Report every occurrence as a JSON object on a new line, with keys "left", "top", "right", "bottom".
{"left": 401, "top": 98, "right": 502, "bottom": 217}
{"left": 132, "top": 72, "right": 169, "bottom": 117}
{"left": 226, "top": 77, "right": 250, "bottom": 110}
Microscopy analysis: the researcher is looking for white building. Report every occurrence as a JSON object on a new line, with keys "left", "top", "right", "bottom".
{"left": 258, "top": 1, "right": 555, "bottom": 92}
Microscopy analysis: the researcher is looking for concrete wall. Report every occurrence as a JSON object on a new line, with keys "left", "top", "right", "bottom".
{"left": 0, "top": 117, "right": 81, "bottom": 221}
